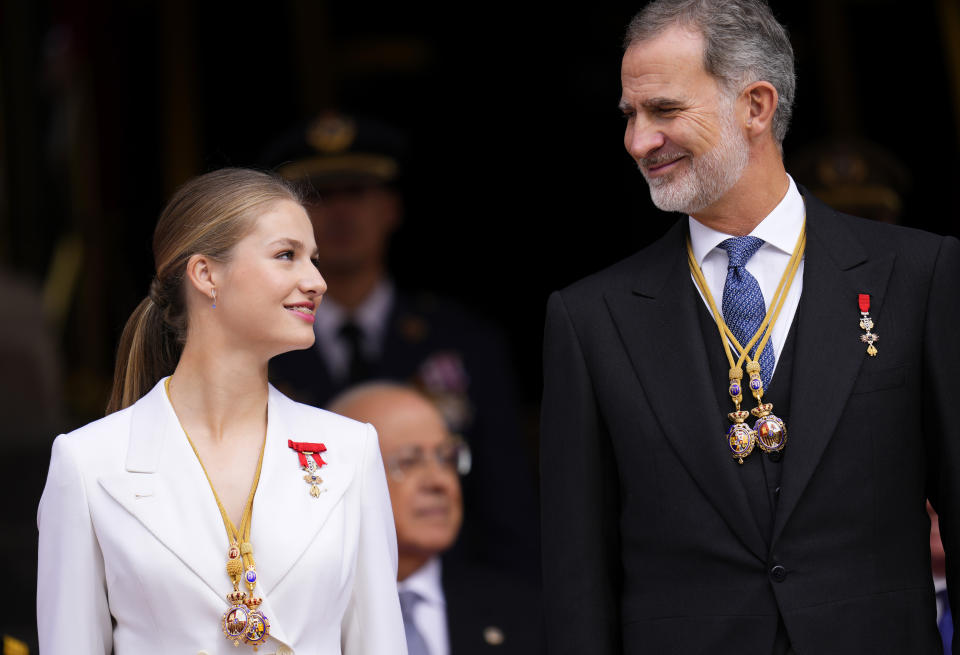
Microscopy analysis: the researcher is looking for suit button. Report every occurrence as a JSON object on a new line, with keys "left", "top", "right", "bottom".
{"left": 770, "top": 564, "right": 787, "bottom": 582}
{"left": 768, "top": 451, "right": 783, "bottom": 463}
{"left": 484, "top": 626, "right": 505, "bottom": 645}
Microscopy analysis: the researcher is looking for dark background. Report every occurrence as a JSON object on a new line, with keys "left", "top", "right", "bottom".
{"left": 2, "top": 0, "right": 959, "bottom": 649}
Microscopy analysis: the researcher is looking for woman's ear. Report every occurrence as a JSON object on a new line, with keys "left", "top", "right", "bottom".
{"left": 184, "top": 253, "right": 218, "bottom": 304}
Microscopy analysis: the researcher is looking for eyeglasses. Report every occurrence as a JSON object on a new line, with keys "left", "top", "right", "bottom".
{"left": 385, "top": 438, "right": 472, "bottom": 482}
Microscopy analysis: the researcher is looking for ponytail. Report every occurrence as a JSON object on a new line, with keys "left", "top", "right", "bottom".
{"left": 105, "top": 293, "right": 183, "bottom": 414}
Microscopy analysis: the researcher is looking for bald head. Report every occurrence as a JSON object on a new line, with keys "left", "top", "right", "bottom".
{"left": 328, "top": 383, "right": 449, "bottom": 446}
{"left": 329, "top": 383, "right": 464, "bottom": 580}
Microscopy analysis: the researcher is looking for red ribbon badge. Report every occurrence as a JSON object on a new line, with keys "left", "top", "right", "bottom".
{"left": 858, "top": 293, "right": 870, "bottom": 313}
{"left": 288, "top": 440, "right": 327, "bottom": 469}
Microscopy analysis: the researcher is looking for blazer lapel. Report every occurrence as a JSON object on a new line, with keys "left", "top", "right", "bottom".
{"left": 250, "top": 386, "right": 357, "bottom": 599}
{"left": 98, "top": 381, "right": 356, "bottom": 649}
{"left": 771, "top": 196, "right": 895, "bottom": 547}
{"left": 603, "top": 220, "right": 768, "bottom": 563}
{"left": 97, "top": 379, "right": 230, "bottom": 602}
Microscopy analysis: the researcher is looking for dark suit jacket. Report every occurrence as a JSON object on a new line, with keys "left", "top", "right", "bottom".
{"left": 443, "top": 557, "right": 546, "bottom": 655}
{"left": 540, "top": 192, "right": 960, "bottom": 654}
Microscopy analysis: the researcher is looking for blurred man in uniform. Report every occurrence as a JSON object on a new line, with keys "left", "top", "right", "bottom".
{"left": 329, "top": 383, "right": 544, "bottom": 655}
{"left": 264, "top": 113, "right": 537, "bottom": 574}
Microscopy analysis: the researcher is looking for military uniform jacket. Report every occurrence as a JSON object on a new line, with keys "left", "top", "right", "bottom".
{"left": 443, "top": 557, "right": 545, "bottom": 655}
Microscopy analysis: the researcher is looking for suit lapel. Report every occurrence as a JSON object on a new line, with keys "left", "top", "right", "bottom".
{"left": 97, "top": 381, "right": 356, "bottom": 649}
{"left": 771, "top": 195, "right": 895, "bottom": 547}
{"left": 97, "top": 380, "right": 230, "bottom": 602}
{"left": 603, "top": 221, "right": 768, "bottom": 563}
{"left": 251, "top": 385, "right": 356, "bottom": 594}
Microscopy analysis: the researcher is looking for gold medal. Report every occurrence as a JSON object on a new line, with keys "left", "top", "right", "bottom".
{"left": 727, "top": 410, "right": 756, "bottom": 464}
{"left": 858, "top": 294, "right": 879, "bottom": 356}
{"left": 687, "top": 220, "right": 805, "bottom": 464}
{"left": 222, "top": 590, "right": 250, "bottom": 646}
{"left": 289, "top": 440, "right": 328, "bottom": 498}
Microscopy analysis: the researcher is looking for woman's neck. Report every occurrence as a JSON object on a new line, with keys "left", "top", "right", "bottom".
{"left": 168, "top": 339, "right": 269, "bottom": 445}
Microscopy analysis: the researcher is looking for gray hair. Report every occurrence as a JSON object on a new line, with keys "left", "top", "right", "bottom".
{"left": 624, "top": 0, "right": 796, "bottom": 146}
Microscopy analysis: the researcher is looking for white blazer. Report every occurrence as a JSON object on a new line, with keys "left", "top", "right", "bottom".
{"left": 37, "top": 378, "right": 407, "bottom": 655}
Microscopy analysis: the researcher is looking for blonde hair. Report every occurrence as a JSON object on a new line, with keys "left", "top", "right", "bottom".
{"left": 106, "top": 168, "right": 302, "bottom": 414}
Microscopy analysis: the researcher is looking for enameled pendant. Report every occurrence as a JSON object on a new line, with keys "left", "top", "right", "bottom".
{"left": 303, "top": 459, "right": 324, "bottom": 497}
{"left": 727, "top": 410, "right": 756, "bottom": 464}
{"left": 240, "top": 569, "right": 270, "bottom": 649}
{"left": 243, "top": 608, "right": 270, "bottom": 649}
{"left": 752, "top": 403, "right": 787, "bottom": 453}
{"left": 222, "top": 591, "right": 250, "bottom": 646}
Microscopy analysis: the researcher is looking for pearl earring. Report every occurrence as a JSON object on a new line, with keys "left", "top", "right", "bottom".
{"left": 211, "top": 288, "right": 217, "bottom": 309}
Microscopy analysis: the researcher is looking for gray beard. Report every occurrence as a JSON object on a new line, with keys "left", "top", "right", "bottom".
{"left": 642, "top": 110, "right": 749, "bottom": 215}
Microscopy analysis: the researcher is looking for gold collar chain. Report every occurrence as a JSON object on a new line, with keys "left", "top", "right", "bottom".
{"left": 685, "top": 219, "right": 806, "bottom": 463}
{"left": 164, "top": 378, "right": 271, "bottom": 649}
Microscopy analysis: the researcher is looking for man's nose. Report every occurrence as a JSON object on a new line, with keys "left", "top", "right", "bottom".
{"left": 418, "top": 457, "right": 458, "bottom": 490}
{"left": 625, "top": 116, "right": 666, "bottom": 161}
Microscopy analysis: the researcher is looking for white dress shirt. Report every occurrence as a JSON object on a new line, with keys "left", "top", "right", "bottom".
{"left": 688, "top": 175, "right": 806, "bottom": 377}
{"left": 936, "top": 575, "right": 949, "bottom": 624}
{"left": 397, "top": 557, "right": 449, "bottom": 655}
{"left": 313, "top": 279, "right": 394, "bottom": 382}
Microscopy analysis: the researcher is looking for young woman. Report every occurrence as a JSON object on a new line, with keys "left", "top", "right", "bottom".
{"left": 37, "top": 168, "right": 406, "bottom": 654}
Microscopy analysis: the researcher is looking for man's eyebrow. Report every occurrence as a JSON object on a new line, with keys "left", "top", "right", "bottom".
{"left": 642, "top": 97, "right": 683, "bottom": 109}
{"left": 619, "top": 97, "right": 684, "bottom": 112}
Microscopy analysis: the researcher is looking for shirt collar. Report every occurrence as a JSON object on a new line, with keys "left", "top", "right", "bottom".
{"left": 688, "top": 174, "right": 804, "bottom": 266}
{"left": 397, "top": 556, "right": 445, "bottom": 607}
{"left": 314, "top": 278, "right": 395, "bottom": 340}
{"left": 935, "top": 575, "right": 948, "bottom": 593}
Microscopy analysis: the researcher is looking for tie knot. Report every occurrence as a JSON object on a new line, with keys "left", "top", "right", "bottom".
{"left": 720, "top": 236, "right": 765, "bottom": 268}
{"left": 339, "top": 320, "right": 363, "bottom": 343}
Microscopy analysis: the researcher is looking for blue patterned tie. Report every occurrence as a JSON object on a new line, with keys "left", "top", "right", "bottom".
{"left": 399, "top": 589, "right": 430, "bottom": 655}
{"left": 720, "top": 237, "right": 776, "bottom": 390}
{"left": 939, "top": 589, "right": 953, "bottom": 653}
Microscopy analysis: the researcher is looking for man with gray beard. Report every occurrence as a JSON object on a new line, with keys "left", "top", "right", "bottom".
{"left": 539, "top": 1, "right": 960, "bottom": 653}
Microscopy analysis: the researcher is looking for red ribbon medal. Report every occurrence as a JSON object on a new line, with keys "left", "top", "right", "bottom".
{"left": 288, "top": 440, "right": 327, "bottom": 497}
{"left": 857, "top": 294, "right": 879, "bottom": 356}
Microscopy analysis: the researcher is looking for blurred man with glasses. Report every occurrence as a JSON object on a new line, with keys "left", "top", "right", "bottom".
{"left": 329, "top": 384, "right": 543, "bottom": 655}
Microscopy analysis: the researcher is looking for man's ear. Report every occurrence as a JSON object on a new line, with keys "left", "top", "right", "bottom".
{"left": 742, "top": 80, "right": 779, "bottom": 140}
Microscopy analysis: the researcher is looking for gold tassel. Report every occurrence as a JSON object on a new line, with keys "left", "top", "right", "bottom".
{"left": 226, "top": 556, "right": 244, "bottom": 579}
